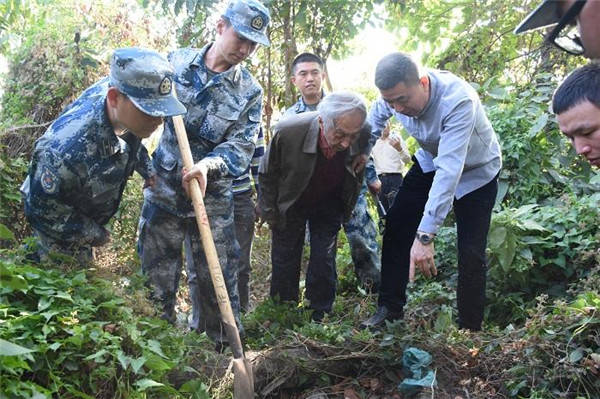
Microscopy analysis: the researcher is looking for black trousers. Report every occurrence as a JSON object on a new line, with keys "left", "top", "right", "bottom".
{"left": 378, "top": 160, "right": 498, "bottom": 330}
{"left": 377, "top": 172, "right": 404, "bottom": 219}
{"left": 270, "top": 198, "right": 343, "bottom": 312}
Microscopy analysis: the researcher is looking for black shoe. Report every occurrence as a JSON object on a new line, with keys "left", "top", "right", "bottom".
{"left": 359, "top": 306, "right": 403, "bottom": 330}
{"left": 311, "top": 310, "right": 325, "bottom": 323}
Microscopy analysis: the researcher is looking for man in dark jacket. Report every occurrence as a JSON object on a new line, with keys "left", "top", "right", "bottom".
{"left": 259, "top": 91, "right": 371, "bottom": 322}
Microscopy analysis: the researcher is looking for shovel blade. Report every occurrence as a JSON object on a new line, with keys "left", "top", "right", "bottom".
{"left": 232, "top": 357, "right": 254, "bottom": 399}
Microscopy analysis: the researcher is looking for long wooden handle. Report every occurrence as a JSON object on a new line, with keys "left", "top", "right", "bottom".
{"left": 172, "top": 115, "right": 247, "bottom": 360}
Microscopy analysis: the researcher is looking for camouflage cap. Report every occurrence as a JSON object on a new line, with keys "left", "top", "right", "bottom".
{"left": 109, "top": 47, "right": 187, "bottom": 117}
{"left": 223, "top": 0, "right": 271, "bottom": 47}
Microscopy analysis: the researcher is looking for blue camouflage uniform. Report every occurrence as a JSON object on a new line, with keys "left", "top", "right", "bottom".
{"left": 20, "top": 48, "right": 186, "bottom": 263}
{"left": 138, "top": 44, "right": 263, "bottom": 343}
{"left": 232, "top": 127, "right": 264, "bottom": 312}
{"left": 283, "top": 95, "right": 381, "bottom": 290}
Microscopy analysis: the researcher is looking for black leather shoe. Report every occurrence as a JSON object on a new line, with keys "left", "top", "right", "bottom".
{"left": 359, "top": 306, "right": 403, "bottom": 330}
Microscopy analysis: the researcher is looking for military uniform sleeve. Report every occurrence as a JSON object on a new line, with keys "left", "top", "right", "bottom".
{"left": 258, "top": 130, "right": 281, "bottom": 226}
{"left": 25, "top": 149, "right": 107, "bottom": 245}
{"left": 365, "top": 158, "right": 378, "bottom": 184}
{"left": 134, "top": 143, "right": 155, "bottom": 180}
{"left": 199, "top": 92, "right": 263, "bottom": 180}
{"left": 419, "top": 98, "right": 477, "bottom": 234}
{"left": 358, "top": 122, "right": 377, "bottom": 184}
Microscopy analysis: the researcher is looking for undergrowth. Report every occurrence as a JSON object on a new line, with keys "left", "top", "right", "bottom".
{"left": 0, "top": 254, "right": 211, "bottom": 399}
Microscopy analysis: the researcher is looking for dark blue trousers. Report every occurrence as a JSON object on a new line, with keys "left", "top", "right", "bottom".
{"left": 378, "top": 160, "right": 498, "bottom": 330}
{"left": 270, "top": 199, "right": 343, "bottom": 312}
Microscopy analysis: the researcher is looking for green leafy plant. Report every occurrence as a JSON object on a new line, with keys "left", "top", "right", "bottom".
{"left": 0, "top": 257, "right": 209, "bottom": 398}
{"left": 486, "top": 194, "right": 600, "bottom": 325}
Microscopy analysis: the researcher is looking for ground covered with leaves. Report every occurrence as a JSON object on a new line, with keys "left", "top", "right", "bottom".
{"left": 2, "top": 211, "right": 599, "bottom": 398}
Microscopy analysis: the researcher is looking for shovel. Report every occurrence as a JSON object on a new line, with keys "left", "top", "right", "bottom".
{"left": 172, "top": 114, "right": 254, "bottom": 398}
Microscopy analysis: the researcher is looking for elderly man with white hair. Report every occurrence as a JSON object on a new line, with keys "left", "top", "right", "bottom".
{"left": 259, "top": 91, "right": 372, "bottom": 322}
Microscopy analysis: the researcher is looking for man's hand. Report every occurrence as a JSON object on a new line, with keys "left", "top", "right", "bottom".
{"left": 182, "top": 163, "right": 208, "bottom": 197}
{"left": 409, "top": 238, "right": 437, "bottom": 282}
{"left": 388, "top": 134, "right": 404, "bottom": 153}
{"left": 352, "top": 154, "right": 368, "bottom": 173}
{"left": 368, "top": 179, "right": 382, "bottom": 195}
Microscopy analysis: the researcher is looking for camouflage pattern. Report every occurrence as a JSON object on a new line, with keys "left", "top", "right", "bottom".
{"left": 364, "top": 158, "right": 378, "bottom": 185}
{"left": 344, "top": 182, "right": 381, "bottom": 289}
{"left": 138, "top": 180, "right": 243, "bottom": 340}
{"left": 140, "top": 44, "right": 263, "bottom": 342}
{"left": 280, "top": 93, "right": 319, "bottom": 119}
{"left": 232, "top": 127, "right": 264, "bottom": 311}
{"left": 233, "top": 190, "right": 255, "bottom": 312}
{"left": 284, "top": 96, "right": 382, "bottom": 290}
{"left": 223, "top": 0, "right": 271, "bottom": 46}
{"left": 109, "top": 47, "right": 186, "bottom": 117}
{"left": 21, "top": 77, "right": 154, "bottom": 258}
{"left": 144, "top": 46, "right": 262, "bottom": 216}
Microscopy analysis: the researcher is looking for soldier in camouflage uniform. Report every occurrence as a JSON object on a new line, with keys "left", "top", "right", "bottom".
{"left": 282, "top": 52, "right": 382, "bottom": 291}
{"left": 137, "top": 0, "right": 270, "bottom": 345}
{"left": 21, "top": 48, "right": 186, "bottom": 264}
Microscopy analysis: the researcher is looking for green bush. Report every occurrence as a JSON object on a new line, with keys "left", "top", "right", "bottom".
{"left": 483, "top": 77, "right": 597, "bottom": 208}
{"left": 1, "top": 0, "right": 175, "bottom": 128}
{"left": 486, "top": 193, "right": 600, "bottom": 325}
{"left": 503, "top": 291, "right": 600, "bottom": 398}
{"left": 0, "top": 257, "right": 209, "bottom": 398}
{"left": 0, "top": 154, "right": 28, "bottom": 244}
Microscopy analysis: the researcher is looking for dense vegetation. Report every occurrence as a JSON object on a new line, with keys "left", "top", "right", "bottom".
{"left": 1, "top": 0, "right": 598, "bottom": 398}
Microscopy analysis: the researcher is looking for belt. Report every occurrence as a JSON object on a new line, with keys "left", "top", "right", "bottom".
{"left": 378, "top": 172, "right": 402, "bottom": 177}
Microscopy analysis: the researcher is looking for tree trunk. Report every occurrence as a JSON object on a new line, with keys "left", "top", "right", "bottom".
{"left": 323, "top": 61, "right": 334, "bottom": 92}
{"left": 265, "top": 35, "right": 273, "bottom": 143}
{"left": 282, "top": 0, "right": 298, "bottom": 106}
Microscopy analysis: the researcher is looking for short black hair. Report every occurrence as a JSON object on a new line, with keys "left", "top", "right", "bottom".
{"left": 291, "top": 52, "right": 324, "bottom": 75}
{"left": 374, "top": 52, "right": 420, "bottom": 90}
{"left": 553, "top": 62, "right": 600, "bottom": 115}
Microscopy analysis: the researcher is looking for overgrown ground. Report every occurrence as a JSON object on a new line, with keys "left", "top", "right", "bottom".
{"left": 2, "top": 175, "right": 598, "bottom": 398}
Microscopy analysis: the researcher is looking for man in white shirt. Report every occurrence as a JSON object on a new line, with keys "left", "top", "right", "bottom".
{"left": 371, "top": 123, "right": 411, "bottom": 221}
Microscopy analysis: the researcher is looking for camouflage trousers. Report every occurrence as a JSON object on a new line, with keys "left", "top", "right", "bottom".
{"left": 138, "top": 194, "right": 242, "bottom": 343}
{"left": 342, "top": 181, "right": 381, "bottom": 291}
{"left": 233, "top": 190, "right": 256, "bottom": 313}
{"left": 28, "top": 229, "right": 94, "bottom": 265}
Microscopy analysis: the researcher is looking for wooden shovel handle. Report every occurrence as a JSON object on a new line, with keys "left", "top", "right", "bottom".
{"left": 172, "top": 115, "right": 246, "bottom": 360}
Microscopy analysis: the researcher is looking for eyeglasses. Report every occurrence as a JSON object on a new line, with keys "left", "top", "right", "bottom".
{"left": 545, "top": 0, "right": 586, "bottom": 55}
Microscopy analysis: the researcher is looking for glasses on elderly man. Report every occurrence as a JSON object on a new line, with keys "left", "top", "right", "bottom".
{"left": 545, "top": 0, "right": 586, "bottom": 55}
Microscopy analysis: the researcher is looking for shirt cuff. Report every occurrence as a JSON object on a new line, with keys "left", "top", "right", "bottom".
{"left": 199, "top": 156, "right": 228, "bottom": 180}
{"left": 417, "top": 216, "right": 440, "bottom": 235}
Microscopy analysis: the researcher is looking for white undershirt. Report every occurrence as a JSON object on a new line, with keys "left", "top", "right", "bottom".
{"left": 372, "top": 135, "right": 411, "bottom": 175}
